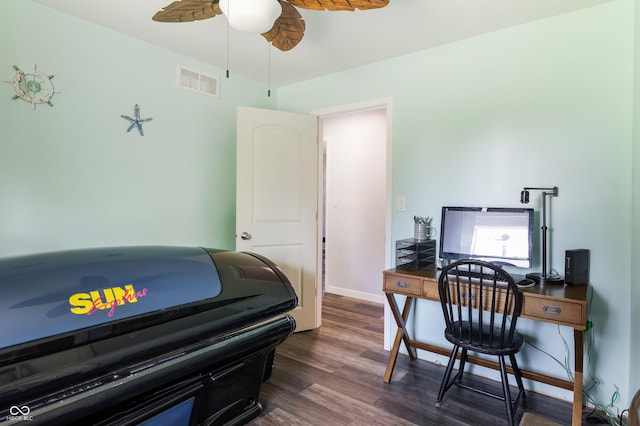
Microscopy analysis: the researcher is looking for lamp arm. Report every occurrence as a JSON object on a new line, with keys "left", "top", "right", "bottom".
{"left": 523, "top": 186, "right": 558, "bottom": 196}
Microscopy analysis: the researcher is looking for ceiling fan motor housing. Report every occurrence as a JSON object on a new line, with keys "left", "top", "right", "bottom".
{"left": 219, "top": 0, "right": 283, "bottom": 33}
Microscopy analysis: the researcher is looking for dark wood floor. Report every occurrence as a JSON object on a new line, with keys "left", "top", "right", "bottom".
{"left": 248, "top": 293, "right": 578, "bottom": 426}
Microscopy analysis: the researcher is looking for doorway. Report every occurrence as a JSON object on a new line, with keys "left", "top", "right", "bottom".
{"left": 316, "top": 100, "right": 392, "bottom": 305}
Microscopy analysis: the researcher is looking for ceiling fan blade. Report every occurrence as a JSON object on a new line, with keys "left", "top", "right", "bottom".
{"left": 152, "top": 0, "right": 222, "bottom": 23}
{"left": 262, "top": 1, "right": 305, "bottom": 51}
{"left": 287, "top": 0, "right": 389, "bottom": 11}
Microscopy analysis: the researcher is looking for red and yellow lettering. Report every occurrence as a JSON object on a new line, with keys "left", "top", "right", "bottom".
{"left": 69, "top": 292, "right": 93, "bottom": 314}
{"left": 70, "top": 284, "right": 148, "bottom": 316}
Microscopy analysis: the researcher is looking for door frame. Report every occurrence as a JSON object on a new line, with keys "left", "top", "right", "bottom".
{"left": 312, "top": 97, "right": 394, "bottom": 304}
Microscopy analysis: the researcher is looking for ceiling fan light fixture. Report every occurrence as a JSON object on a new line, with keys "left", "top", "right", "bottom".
{"left": 219, "top": 0, "right": 282, "bottom": 34}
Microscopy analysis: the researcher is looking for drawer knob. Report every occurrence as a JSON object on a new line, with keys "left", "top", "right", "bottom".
{"left": 542, "top": 305, "right": 562, "bottom": 315}
{"left": 397, "top": 281, "right": 409, "bottom": 289}
{"left": 461, "top": 292, "right": 475, "bottom": 300}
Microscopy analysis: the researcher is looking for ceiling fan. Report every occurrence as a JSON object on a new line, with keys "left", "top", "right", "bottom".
{"left": 152, "top": 0, "right": 390, "bottom": 52}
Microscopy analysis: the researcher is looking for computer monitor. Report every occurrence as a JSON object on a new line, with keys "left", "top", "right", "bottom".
{"left": 439, "top": 206, "right": 534, "bottom": 269}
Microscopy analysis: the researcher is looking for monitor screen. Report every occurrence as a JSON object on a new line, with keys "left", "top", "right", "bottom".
{"left": 439, "top": 207, "right": 534, "bottom": 268}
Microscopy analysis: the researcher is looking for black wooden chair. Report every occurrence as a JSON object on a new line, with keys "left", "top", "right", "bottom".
{"left": 435, "top": 259, "right": 526, "bottom": 425}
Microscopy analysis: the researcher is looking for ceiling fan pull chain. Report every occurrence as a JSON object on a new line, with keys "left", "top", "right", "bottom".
{"left": 226, "top": 15, "right": 230, "bottom": 79}
{"left": 267, "top": 42, "right": 271, "bottom": 97}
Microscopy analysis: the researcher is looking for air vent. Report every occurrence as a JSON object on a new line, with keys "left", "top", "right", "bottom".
{"left": 177, "top": 65, "right": 219, "bottom": 98}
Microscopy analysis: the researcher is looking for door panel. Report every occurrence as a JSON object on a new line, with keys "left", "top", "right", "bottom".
{"left": 253, "top": 134, "right": 302, "bottom": 222}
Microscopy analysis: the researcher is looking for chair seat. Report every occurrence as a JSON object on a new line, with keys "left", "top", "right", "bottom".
{"left": 445, "top": 322, "right": 524, "bottom": 355}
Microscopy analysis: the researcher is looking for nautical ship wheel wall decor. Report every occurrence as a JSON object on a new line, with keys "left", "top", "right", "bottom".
{"left": 10, "top": 65, "right": 57, "bottom": 110}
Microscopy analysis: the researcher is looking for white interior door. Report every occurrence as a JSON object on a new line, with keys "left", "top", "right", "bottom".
{"left": 236, "top": 106, "right": 320, "bottom": 331}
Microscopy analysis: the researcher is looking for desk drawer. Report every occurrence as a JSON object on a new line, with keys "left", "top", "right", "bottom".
{"left": 522, "top": 296, "right": 585, "bottom": 327}
{"left": 422, "top": 279, "right": 439, "bottom": 300}
{"left": 384, "top": 274, "right": 422, "bottom": 296}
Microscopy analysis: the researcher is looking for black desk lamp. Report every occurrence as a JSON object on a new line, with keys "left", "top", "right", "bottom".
{"left": 520, "top": 186, "right": 564, "bottom": 285}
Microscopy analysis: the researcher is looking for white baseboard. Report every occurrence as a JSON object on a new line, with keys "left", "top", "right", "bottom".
{"left": 325, "top": 285, "right": 385, "bottom": 304}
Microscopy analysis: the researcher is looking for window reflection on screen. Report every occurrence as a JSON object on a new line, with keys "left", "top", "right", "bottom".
{"left": 440, "top": 208, "right": 533, "bottom": 268}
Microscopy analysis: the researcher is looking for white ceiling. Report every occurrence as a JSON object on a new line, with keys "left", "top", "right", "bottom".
{"left": 34, "top": 0, "right": 613, "bottom": 87}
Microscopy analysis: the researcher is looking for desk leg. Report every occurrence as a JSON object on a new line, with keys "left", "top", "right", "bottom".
{"left": 384, "top": 293, "right": 416, "bottom": 383}
{"left": 572, "top": 329, "right": 584, "bottom": 426}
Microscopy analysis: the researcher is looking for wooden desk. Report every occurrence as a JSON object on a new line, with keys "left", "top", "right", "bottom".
{"left": 383, "top": 267, "right": 588, "bottom": 426}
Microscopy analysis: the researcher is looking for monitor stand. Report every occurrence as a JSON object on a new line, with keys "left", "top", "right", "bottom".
{"left": 526, "top": 271, "right": 564, "bottom": 285}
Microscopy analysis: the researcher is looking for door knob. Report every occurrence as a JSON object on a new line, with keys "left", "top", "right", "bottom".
{"left": 240, "top": 232, "right": 252, "bottom": 240}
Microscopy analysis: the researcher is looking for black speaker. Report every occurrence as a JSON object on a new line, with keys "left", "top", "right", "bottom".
{"left": 565, "top": 249, "right": 590, "bottom": 285}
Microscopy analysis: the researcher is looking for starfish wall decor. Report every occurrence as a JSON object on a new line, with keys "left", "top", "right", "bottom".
{"left": 121, "top": 104, "right": 153, "bottom": 136}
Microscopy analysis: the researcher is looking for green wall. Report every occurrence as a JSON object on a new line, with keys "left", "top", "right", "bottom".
{"left": 1, "top": 0, "right": 637, "bottom": 413}
{"left": 632, "top": 0, "right": 640, "bottom": 400}
{"left": 278, "top": 0, "right": 637, "bottom": 409}
{"left": 0, "top": 0, "right": 274, "bottom": 256}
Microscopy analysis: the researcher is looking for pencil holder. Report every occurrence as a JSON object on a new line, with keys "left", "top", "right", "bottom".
{"left": 414, "top": 223, "right": 436, "bottom": 241}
